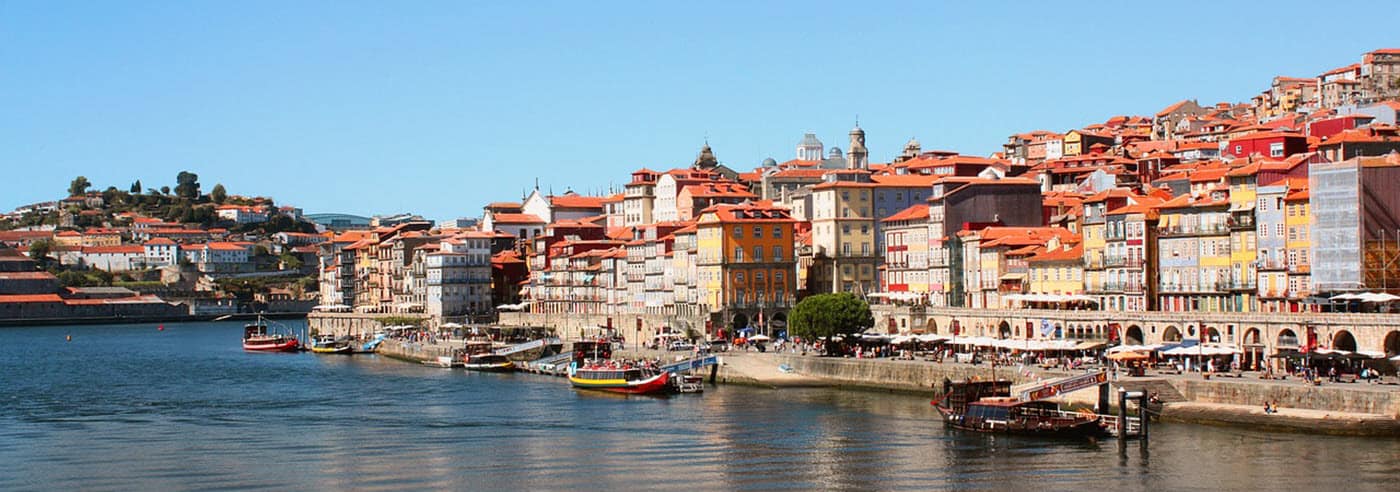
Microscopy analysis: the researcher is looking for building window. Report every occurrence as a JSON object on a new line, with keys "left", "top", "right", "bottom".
{"left": 734, "top": 247, "right": 744, "bottom": 261}
{"left": 1269, "top": 142, "right": 1284, "bottom": 158}
{"left": 733, "top": 226, "right": 742, "bottom": 238}
{"left": 753, "top": 226, "right": 762, "bottom": 238}
{"left": 773, "top": 246, "right": 783, "bottom": 261}
{"left": 773, "top": 226, "right": 782, "bottom": 238}
{"left": 753, "top": 246, "right": 763, "bottom": 261}
{"left": 755, "top": 271, "right": 764, "bottom": 282}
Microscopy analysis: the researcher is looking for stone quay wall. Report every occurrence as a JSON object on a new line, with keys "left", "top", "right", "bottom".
{"left": 375, "top": 338, "right": 457, "bottom": 363}
{"left": 1171, "top": 378, "right": 1400, "bottom": 417}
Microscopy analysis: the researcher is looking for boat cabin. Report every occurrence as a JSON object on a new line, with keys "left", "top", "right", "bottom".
{"left": 571, "top": 340, "right": 613, "bottom": 363}
{"left": 574, "top": 368, "right": 647, "bottom": 381}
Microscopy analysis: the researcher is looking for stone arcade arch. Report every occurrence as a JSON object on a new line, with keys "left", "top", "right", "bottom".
{"left": 1332, "top": 330, "right": 1357, "bottom": 352}
{"left": 1125, "top": 325, "right": 1144, "bottom": 345}
{"left": 1241, "top": 328, "right": 1264, "bottom": 370}
{"left": 998, "top": 321, "right": 1012, "bottom": 339}
{"left": 1385, "top": 331, "right": 1400, "bottom": 357}
{"left": 925, "top": 319, "right": 938, "bottom": 334}
{"left": 1162, "top": 326, "right": 1182, "bottom": 343}
{"left": 1277, "top": 329, "right": 1299, "bottom": 350}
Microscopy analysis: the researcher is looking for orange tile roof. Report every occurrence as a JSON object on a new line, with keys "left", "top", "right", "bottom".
{"left": 1028, "top": 244, "right": 1084, "bottom": 263}
{"left": 0, "top": 294, "right": 64, "bottom": 304}
{"left": 549, "top": 194, "right": 606, "bottom": 209}
{"left": 870, "top": 174, "right": 939, "bottom": 187}
{"left": 491, "top": 213, "right": 546, "bottom": 224}
{"left": 81, "top": 245, "right": 145, "bottom": 254}
{"left": 881, "top": 204, "right": 930, "bottom": 223}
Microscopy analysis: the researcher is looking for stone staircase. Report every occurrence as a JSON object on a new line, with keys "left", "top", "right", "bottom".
{"left": 1114, "top": 378, "right": 1187, "bottom": 403}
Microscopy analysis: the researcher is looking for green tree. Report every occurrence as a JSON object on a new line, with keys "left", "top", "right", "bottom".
{"left": 57, "top": 271, "right": 93, "bottom": 288}
{"left": 788, "top": 293, "right": 873, "bottom": 345}
{"left": 130, "top": 180, "right": 142, "bottom": 194}
{"left": 160, "top": 186, "right": 171, "bottom": 195}
{"left": 210, "top": 183, "right": 227, "bottom": 204}
{"left": 175, "top": 171, "right": 200, "bottom": 200}
{"left": 27, "top": 239, "right": 54, "bottom": 266}
{"left": 68, "top": 176, "right": 91, "bottom": 196}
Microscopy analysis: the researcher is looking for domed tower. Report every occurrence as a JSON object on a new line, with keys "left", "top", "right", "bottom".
{"left": 762, "top": 157, "right": 778, "bottom": 168}
{"left": 847, "top": 123, "right": 868, "bottom": 169}
{"left": 797, "top": 133, "right": 824, "bottom": 161}
{"left": 898, "top": 137, "right": 921, "bottom": 162}
{"left": 693, "top": 142, "right": 718, "bottom": 169}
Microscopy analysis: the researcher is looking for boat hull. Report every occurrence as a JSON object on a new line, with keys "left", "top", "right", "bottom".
{"left": 464, "top": 362, "right": 516, "bottom": 372}
{"left": 569, "top": 371, "right": 672, "bottom": 395}
{"left": 311, "top": 345, "right": 353, "bottom": 354}
{"left": 934, "top": 405, "right": 1105, "bottom": 438}
{"left": 243, "top": 338, "right": 300, "bottom": 352}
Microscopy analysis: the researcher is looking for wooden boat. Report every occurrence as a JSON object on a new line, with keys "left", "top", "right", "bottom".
{"left": 463, "top": 354, "right": 515, "bottom": 372}
{"left": 310, "top": 335, "right": 353, "bottom": 354}
{"left": 932, "top": 380, "right": 1104, "bottom": 438}
{"left": 243, "top": 317, "right": 299, "bottom": 352}
{"left": 569, "top": 365, "right": 672, "bottom": 395}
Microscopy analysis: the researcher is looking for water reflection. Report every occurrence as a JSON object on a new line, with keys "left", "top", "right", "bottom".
{"left": 2, "top": 322, "right": 1399, "bottom": 490}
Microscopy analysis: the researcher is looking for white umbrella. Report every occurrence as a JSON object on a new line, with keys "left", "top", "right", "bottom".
{"left": 748, "top": 334, "right": 772, "bottom": 342}
{"left": 441, "top": 322, "right": 463, "bottom": 328}
{"left": 1330, "top": 293, "right": 1361, "bottom": 301}
{"left": 1358, "top": 292, "right": 1400, "bottom": 303}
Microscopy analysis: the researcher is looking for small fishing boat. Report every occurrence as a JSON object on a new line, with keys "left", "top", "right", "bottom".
{"left": 568, "top": 365, "right": 672, "bottom": 395}
{"left": 932, "top": 380, "right": 1104, "bottom": 438}
{"left": 242, "top": 316, "right": 299, "bottom": 352}
{"left": 310, "top": 335, "right": 353, "bottom": 354}
{"left": 463, "top": 353, "right": 515, "bottom": 372}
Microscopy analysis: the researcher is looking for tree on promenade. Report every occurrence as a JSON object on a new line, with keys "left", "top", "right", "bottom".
{"left": 68, "top": 176, "right": 91, "bottom": 197}
{"left": 130, "top": 180, "right": 142, "bottom": 194}
{"left": 789, "top": 293, "right": 873, "bottom": 348}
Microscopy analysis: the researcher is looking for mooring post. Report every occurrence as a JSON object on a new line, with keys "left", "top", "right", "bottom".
{"left": 1098, "top": 382, "right": 1111, "bottom": 414}
{"left": 1117, "top": 388, "right": 1128, "bottom": 445}
{"left": 1138, "top": 393, "right": 1150, "bottom": 449}
{"left": 709, "top": 358, "right": 719, "bottom": 383}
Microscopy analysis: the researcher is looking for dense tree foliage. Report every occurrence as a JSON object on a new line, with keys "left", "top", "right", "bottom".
{"left": 788, "top": 293, "right": 873, "bottom": 341}
{"left": 211, "top": 183, "right": 227, "bottom": 204}
{"left": 68, "top": 176, "right": 91, "bottom": 196}
{"left": 175, "top": 171, "right": 201, "bottom": 200}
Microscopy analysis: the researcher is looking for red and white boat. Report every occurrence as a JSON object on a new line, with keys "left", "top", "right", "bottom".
{"left": 243, "top": 318, "right": 299, "bottom": 352}
{"left": 568, "top": 365, "right": 673, "bottom": 395}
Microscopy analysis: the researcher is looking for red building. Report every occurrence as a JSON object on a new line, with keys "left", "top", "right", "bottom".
{"left": 1307, "top": 114, "right": 1374, "bottom": 139}
{"left": 1224, "top": 131, "right": 1308, "bottom": 159}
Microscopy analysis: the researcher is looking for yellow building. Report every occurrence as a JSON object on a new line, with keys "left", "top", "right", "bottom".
{"left": 1028, "top": 243, "right": 1086, "bottom": 297}
{"left": 1284, "top": 185, "right": 1311, "bottom": 310}
{"left": 696, "top": 202, "right": 797, "bottom": 333}
{"left": 810, "top": 171, "right": 878, "bottom": 294}
{"left": 1226, "top": 163, "right": 1260, "bottom": 312}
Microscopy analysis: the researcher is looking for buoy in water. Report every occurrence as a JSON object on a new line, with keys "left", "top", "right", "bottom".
{"left": 66, "top": 335, "right": 72, "bottom": 342}
{"left": 158, "top": 325, "right": 164, "bottom": 331}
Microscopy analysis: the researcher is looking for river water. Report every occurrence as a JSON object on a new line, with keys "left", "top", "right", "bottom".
{"left": 1, "top": 321, "right": 1396, "bottom": 491}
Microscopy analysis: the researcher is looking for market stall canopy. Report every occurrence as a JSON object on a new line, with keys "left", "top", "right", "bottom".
{"left": 1107, "top": 351, "right": 1150, "bottom": 361}
{"left": 1161, "top": 344, "right": 1241, "bottom": 356}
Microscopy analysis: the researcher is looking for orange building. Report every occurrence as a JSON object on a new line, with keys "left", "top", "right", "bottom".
{"left": 696, "top": 201, "right": 797, "bottom": 334}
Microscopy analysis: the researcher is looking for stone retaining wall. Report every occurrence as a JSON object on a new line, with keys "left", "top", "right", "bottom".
{"left": 1169, "top": 378, "right": 1400, "bottom": 417}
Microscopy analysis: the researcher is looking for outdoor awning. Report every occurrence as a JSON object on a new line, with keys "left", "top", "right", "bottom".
{"left": 999, "top": 273, "right": 1027, "bottom": 281}
{"left": 1075, "top": 341, "right": 1107, "bottom": 350}
{"left": 1228, "top": 201, "right": 1256, "bottom": 212}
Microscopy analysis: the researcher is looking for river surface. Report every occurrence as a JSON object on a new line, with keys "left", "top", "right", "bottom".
{"left": 1, "top": 321, "right": 1397, "bottom": 491}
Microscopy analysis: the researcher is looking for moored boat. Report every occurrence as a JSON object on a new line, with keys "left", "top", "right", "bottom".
{"left": 463, "top": 353, "right": 515, "bottom": 372}
{"left": 568, "top": 365, "right": 672, "bottom": 395}
{"left": 932, "top": 380, "right": 1104, "bottom": 438}
{"left": 310, "top": 335, "right": 353, "bottom": 354}
{"left": 243, "top": 316, "right": 299, "bottom": 352}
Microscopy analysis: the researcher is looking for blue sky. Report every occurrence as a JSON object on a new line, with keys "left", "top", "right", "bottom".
{"left": 3, "top": 1, "right": 1397, "bottom": 221}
